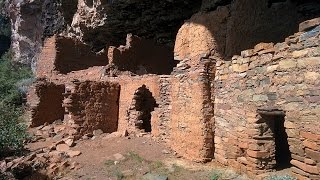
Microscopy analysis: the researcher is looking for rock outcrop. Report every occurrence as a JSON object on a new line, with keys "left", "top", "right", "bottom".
{"left": 8, "top": 0, "right": 202, "bottom": 67}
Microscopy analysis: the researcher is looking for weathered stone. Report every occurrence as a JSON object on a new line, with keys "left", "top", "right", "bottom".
{"left": 291, "top": 159, "right": 319, "bottom": 174}
{"left": 113, "top": 153, "right": 126, "bottom": 161}
{"left": 247, "top": 150, "right": 269, "bottom": 158}
{"left": 252, "top": 95, "right": 268, "bottom": 102}
{"left": 279, "top": 59, "right": 297, "bottom": 69}
{"left": 93, "top": 129, "right": 104, "bottom": 136}
{"left": 56, "top": 144, "right": 70, "bottom": 152}
{"left": 254, "top": 43, "right": 274, "bottom": 53}
{"left": 67, "top": 150, "right": 82, "bottom": 158}
{"left": 142, "top": 173, "right": 168, "bottom": 180}
{"left": 304, "top": 72, "right": 320, "bottom": 81}
{"left": 299, "top": 18, "right": 320, "bottom": 32}
{"left": 305, "top": 148, "right": 320, "bottom": 161}
{"left": 300, "top": 131, "right": 320, "bottom": 141}
{"left": 297, "top": 57, "right": 320, "bottom": 68}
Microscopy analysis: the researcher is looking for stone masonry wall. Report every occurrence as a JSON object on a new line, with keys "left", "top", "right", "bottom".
{"left": 214, "top": 25, "right": 320, "bottom": 178}
{"left": 108, "top": 34, "right": 175, "bottom": 75}
{"left": 169, "top": 59, "right": 215, "bottom": 162}
{"left": 116, "top": 76, "right": 161, "bottom": 135}
{"left": 55, "top": 36, "right": 108, "bottom": 74}
{"left": 64, "top": 81, "right": 120, "bottom": 136}
{"left": 28, "top": 79, "right": 65, "bottom": 127}
{"left": 36, "top": 36, "right": 106, "bottom": 85}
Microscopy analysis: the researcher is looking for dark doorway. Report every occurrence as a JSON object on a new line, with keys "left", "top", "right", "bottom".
{"left": 132, "top": 85, "right": 157, "bottom": 132}
{"left": 273, "top": 115, "right": 292, "bottom": 169}
{"left": 259, "top": 110, "right": 292, "bottom": 169}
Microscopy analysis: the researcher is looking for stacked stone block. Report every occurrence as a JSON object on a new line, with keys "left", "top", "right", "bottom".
{"left": 63, "top": 81, "right": 120, "bottom": 136}
{"left": 214, "top": 25, "right": 320, "bottom": 178}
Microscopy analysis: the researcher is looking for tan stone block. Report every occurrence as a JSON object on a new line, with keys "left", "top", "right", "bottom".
{"left": 284, "top": 121, "right": 297, "bottom": 129}
{"left": 292, "top": 49, "right": 309, "bottom": 58}
{"left": 287, "top": 129, "right": 299, "bottom": 138}
{"left": 238, "top": 142, "right": 249, "bottom": 149}
{"left": 292, "top": 154, "right": 305, "bottom": 162}
{"left": 254, "top": 42, "right": 274, "bottom": 52}
{"left": 241, "top": 49, "right": 255, "bottom": 58}
{"left": 266, "top": 65, "right": 279, "bottom": 73}
{"left": 258, "top": 48, "right": 276, "bottom": 55}
{"left": 232, "top": 63, "right": 249, "bottom": 73}
{"left": 247, "top": 150, "right": 269, "bottom": 158}
{"left": 279, "top": 59, "right": 297, "bottom": 69}
{"left": 297, "top": 57, "right": 320, "bottom": 68}
{"left": 304, "top": 72, "right": 320, "bottom": 81}
{"left": 304, "top": 158, "right": 316, "bottom": 165}
{"left": 305, "top": 148, "right": 320, "bottom": 161}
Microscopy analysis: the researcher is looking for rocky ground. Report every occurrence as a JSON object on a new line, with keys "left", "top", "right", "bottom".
{"left": 0, "top": 120, "right": 293, "bottom": 180}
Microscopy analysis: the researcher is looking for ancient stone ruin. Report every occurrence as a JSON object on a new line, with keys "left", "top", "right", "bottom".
{"left": 25, "top": 0, "right": 320, "bottom": 179}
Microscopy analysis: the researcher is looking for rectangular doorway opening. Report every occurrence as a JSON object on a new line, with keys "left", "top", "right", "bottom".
{"left": 258, "top": 109, "right": 292, "bottom": 170}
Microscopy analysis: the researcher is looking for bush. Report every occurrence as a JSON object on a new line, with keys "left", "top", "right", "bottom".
{"left": 0, "top": 51, "right": 33, "bottom": 106}
{"left": 210, "top": 170, "right": 222, "bottom": 180}
{"left": 0, "top": 103, "right": 28, "bottom": 157}
{"left": 265, "top": 175, "right": 297, "bottom": 180}
{"left": 0, "top": 51, "right": 32, "bottom": 157}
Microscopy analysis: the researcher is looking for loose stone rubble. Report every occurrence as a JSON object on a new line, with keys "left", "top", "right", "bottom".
{"left": 22, "top": 0, "right": 320, "bottom": 179}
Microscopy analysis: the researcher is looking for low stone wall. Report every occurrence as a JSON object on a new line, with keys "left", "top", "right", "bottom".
{"left": 214, "top": 25, "right": 320, "bottom": 177}
{"left": 64, "top": 81, "right": 120, "bottom": 135}
{"left": 28, "top": 79, "right": 65, "bottom": 127}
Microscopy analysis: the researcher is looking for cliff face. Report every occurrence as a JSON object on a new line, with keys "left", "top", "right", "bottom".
{"left": 8, "top": 0, "right": 76, "bottom": 67}
{"left": 7, "top": 0, "right": 320, "bottom": 67}
{"left": 8, "top": 0, "right": 204, "bottom": 66}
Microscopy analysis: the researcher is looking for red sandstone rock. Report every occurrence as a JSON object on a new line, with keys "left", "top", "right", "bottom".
{"left": 67, "top": 150, "right": 81, "bottom": 158}
{"left": 300, "top": 131, "right": 320, "bottom": 141}
{"left": 303, "top": 140, "right": 319, "bottom": 151}
{"left": 291, "top": 159, "right": 319, "bottom": 175}
{"left": 56, "top": 144, "right": 70, "bottom": 152}
{"left": 305, "top": 148, "right": 320, "bottom": 162}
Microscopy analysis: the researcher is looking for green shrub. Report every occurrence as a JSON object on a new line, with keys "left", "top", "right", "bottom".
{"left": 0, "top": 103, "right": 28, "bottom": 156}
{"left": 265, "top": 175, "right": 297, "bottom": 180}
{"left": 210, "top": 170, "right": 222, "bottom": 180}
{"left": 0, "top": 51, "right": 33, "bottom": 106}
{"left": 0, "top": 52, "right": 32, "bottom": 157}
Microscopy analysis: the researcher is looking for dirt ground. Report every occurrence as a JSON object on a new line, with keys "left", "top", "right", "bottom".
{"left": 24, "top": 131, "right": 295, "bottom": 180}
{"left": 25, "top": 133, "right": 249, "bottom": 180}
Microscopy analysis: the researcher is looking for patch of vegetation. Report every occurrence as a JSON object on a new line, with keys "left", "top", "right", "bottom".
{"left": 151, "top": 160, "right": 164, "bottom": 169}
{"left": 210, "top": 170, "right": 223, "bottom": 180}
{"left": 265, "top": 175, "right": 297, "bottom": 180}
{"left": 170, "top": 163, "right": 184, "bottom": 174}
{"left": 114, "top": 170, "right": 124, "bottom": 180}
{"left": 0, "top": 51, "right": 33, "bottom": 157}
{"left": 126, "top": 151, "right": 144, "bottom": 163}
{"left": 0, "top": 52, "right": 33, "bottom": 105}
{"left": 105, "top": 160, "right": 115, "bottom": 166}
